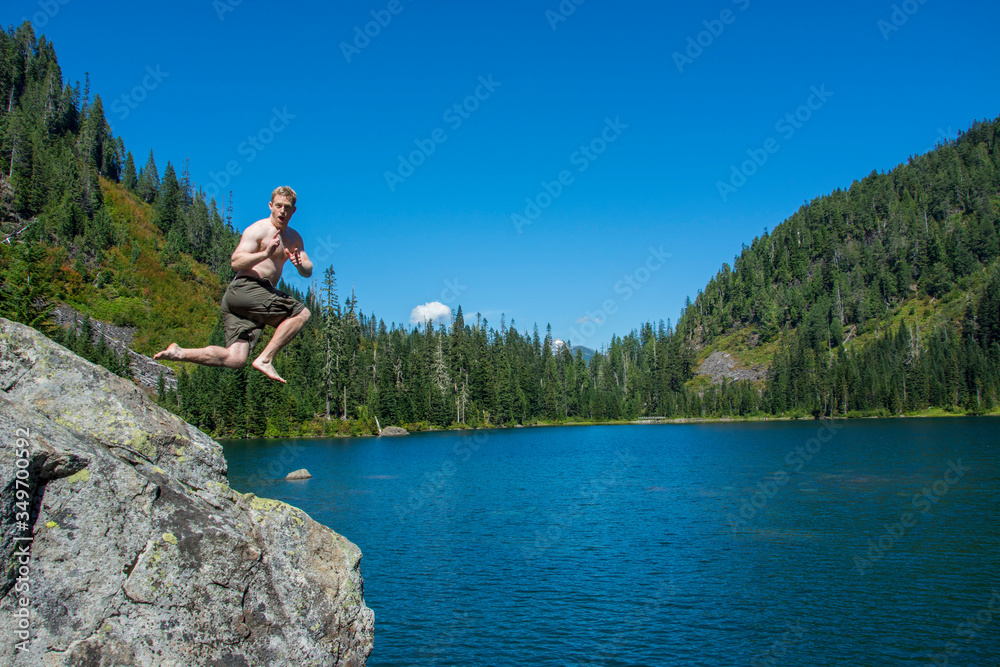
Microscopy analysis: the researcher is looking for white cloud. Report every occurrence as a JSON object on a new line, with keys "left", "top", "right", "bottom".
{"left": 410, "top": 301, "right": 452, "bottom": 325}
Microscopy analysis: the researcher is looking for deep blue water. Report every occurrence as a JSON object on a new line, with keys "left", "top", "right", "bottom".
{"left": 222, "top": 418, "right": 1000, "bottom": 666}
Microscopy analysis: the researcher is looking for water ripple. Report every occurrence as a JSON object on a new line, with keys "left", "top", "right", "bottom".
{"left": 223, "top": 418, "right": 1000, "bottom": 666}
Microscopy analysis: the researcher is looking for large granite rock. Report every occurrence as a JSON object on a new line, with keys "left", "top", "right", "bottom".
{"left": 0, "top": 319, "right": 374, "bottom": 666}
{"left": 696, "top": 350, "right": 766, "bottom": 385}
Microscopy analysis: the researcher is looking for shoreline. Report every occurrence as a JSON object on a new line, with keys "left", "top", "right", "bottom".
{"left": 216, "top": 409, "right": 1000, "bottom": 441}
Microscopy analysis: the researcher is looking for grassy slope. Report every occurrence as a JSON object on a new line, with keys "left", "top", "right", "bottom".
{"left": 50, "top": 180, "right": 227, "bottom": 355}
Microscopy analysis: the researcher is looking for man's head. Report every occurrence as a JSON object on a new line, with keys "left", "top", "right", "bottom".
{"left": 269, "top": 186, "right": 297, "bottom": 226}
{"left": 271, "top": 186, "right": 297, "bottom": 205}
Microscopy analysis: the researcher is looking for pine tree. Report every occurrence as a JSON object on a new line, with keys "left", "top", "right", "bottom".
{"left": 0, "top": 242, "right": 54, "bottom": 330}
{"left": 154, "top": 161, "right": 181, "bottom": 235}
{"left": 136, "top": 149, "right": 159, "bottom": 203}
{"left": 122, "top": 150, "right": 137, "bottom": 191}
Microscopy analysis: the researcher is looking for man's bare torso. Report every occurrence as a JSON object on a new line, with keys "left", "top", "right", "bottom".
{"left": 235, "top": 218, "right": 304, "bottom": 286}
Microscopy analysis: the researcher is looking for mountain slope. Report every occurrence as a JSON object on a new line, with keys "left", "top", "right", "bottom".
{"left": 680, "top": 118, "right": 999, "bottom": 378}
{"left": 0, "top": 22, "right": 239, "bottom": 360}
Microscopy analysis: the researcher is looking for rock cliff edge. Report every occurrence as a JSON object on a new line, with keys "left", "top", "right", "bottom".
{"left": 0, "top": 319, "right": 374, "bottom": 666}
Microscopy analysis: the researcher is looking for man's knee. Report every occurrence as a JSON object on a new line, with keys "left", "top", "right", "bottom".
{"left": 225, "top": 343, "right": 249, "bottom": 368}
{"left": 299, "top": 307, "right": 311, "bottom": 322}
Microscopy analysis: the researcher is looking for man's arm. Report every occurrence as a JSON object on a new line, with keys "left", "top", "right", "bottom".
{"left": 231, "top": 225, "right": 279, "bottom": 272}
{"left": 284, "top": 229, "right": 313, "bottom": 278}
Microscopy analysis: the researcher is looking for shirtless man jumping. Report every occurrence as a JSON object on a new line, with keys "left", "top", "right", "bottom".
{"left": 154, "top": 186, "right": 312, "bottom": 384}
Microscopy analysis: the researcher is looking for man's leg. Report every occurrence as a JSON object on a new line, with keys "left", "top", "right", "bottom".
{"left": 251, "top": 307, "right": 311, "bottom": 383}
{"left": 154, "top": 340, "right": 250, "bottom": 369}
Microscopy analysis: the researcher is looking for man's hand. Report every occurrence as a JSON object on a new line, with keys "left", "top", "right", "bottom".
{"left": 232, "top": 228, "right": 281, "bottom": 272}
{"left": 266, "top": 233, "right": 282, "bottom": 255}
{"left": 284, "top": 245, "right": 313, "bottom": 278}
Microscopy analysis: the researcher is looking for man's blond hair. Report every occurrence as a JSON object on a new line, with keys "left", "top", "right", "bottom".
{"left": 271, "top": 186, "right": 297, "bottom": 205}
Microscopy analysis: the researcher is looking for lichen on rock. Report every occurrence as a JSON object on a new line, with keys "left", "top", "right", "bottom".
{"left": 0, "top": 319, "right": 374, "bottom": 666}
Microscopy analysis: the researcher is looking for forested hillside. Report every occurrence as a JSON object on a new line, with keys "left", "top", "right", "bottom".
{"left": 0, "top": 22, "right": 239, "bottom": 372}
{"left": 1, "top": 22, "right": 998, "bottom": 438}
{"left": 681, "top": 119, "right": 1000, "bottom": 416}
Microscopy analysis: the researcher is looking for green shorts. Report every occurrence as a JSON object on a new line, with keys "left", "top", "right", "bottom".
{"left": 220, "top": 275, "right": 305, "bottom": 349}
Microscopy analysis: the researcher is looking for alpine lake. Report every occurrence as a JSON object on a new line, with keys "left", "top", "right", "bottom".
{"left": 221, "top": 417, "right": 1000, "bottom": 666}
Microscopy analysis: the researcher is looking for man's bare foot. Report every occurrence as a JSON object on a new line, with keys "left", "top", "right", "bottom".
{"left": 252, "top": 358, "right": 286, "bottom": 384}
{"left": 153, "top": 343, "right": 184, "bottom": 361}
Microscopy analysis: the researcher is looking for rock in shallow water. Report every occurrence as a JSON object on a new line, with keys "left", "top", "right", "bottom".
{"left": 0, "top": 319, "right": 374, "bottom": 666}
{"left": 286, "top": 469, "right": 312, "bottom": 480}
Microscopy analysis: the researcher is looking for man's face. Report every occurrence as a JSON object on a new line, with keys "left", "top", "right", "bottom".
{"left": 269, "top": 196, "right": 296, "bottom": 224}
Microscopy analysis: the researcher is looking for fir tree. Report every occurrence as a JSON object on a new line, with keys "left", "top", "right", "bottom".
{"left": 136, "top": 149, "right": 159, "bottom": 203}
{"left": 122, "top": 150, "right": 137, "bottom": 191}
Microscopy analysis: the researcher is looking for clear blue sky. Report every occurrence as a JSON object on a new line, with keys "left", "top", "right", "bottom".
{"left": 9, "top": 0, "right": 1000, "bottom": 348}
